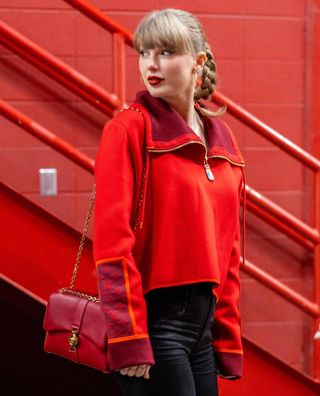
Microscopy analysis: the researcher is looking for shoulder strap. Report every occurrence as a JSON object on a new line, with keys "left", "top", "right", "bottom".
{"left": 68, "top": 106, "right": 148, "bottom": 291}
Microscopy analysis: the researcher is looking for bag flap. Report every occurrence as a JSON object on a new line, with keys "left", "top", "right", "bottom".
{"left": 43, "top": 292, "right": 108, "bottom": 349}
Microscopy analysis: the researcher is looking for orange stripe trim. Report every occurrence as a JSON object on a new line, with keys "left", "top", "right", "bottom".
{"left": 108, "top": 333, "right": 149, "bottom": 344}
{"left": 122, "top": 259, "right": 137, "bottom": 334}
{"left": 96, "top": 256, "right": 125, "bottom": 266}
{"left": 214, "top": 348, "right": 243, "bottom": 355}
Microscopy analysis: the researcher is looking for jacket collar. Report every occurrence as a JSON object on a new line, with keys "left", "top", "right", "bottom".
{"left": 132, "top": 90, "right": 245, "bottom": 166}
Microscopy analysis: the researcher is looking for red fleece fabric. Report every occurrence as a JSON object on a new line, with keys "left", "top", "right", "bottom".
{"left": 93, "top": 90, "right": 246, "bottom": 378}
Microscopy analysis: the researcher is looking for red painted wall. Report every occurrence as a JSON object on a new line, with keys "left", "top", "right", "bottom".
{"left": 0, "top": 0, "right": 317, "bottom": 376}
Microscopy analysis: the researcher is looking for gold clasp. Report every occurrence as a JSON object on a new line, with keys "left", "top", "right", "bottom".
{"left": 68, "top": 328, "right": 79, "bottom": 352}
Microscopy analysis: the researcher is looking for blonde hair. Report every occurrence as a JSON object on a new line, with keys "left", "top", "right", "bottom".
{"left": 133, "top": 8, "right": 226, "bottom": 118}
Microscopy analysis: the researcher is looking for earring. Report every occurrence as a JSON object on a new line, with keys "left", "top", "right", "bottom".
{"left": 197, "top": 52, "right": 207, "bottom": 65}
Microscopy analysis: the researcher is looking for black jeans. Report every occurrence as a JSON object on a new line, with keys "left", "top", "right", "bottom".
{"left": 113, "top": 282, "right": 218, "bottom": 396}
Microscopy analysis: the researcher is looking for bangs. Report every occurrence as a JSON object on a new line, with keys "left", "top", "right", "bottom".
{"left": 133, "top": 11, "right": 193, "bottom": 55}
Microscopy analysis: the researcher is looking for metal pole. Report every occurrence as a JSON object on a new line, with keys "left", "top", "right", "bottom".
{"left": 308, "top": 0, "right": 320, "bottom": 381}
{"left": 63, "top": 0, "right": 133, "bottom": 46}
{"left": 241, "top": 258, "right": 320, "bottom": 318}
{"left": 0, "top": 21, "right": 119, "bottom": 113}
{"left": 113, "top": 33, "right": 126, "bottom": 111}
{"left": 313, "top": 172, "right": 320, "bottom": 380}
{"left": 0, "top": 100, "right": 94, "bottom": 173}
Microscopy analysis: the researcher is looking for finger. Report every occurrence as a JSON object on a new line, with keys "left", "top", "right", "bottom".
{"left": 127, "top": 365, "right": 139, "bottom": 377}
{"left": 135, "top": 365, "right": 147, "bottom": 377}
{"left": 144, "top": 367, "right": 150, "bottom": 379}
{"left": 120, "top": 368, "right": 129, "bottom": 375}
{"left": 143, "top": 365, "right": 151, "bottom": 379}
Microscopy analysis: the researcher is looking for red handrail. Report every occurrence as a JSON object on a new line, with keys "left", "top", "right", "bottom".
{"left": 0, "top": 99, "right": 94, "bottom": 173}
{"left": 246, "top": 185, "right": 320, "bottom": 247}
{"left": 212, "top": 92, "right": 320, "bottom": 171}
{"left": 314, "top": 172, "right": 320, "bottom": 377}
{"left": 0, "top": 21, "right": 119, "bottom": 116}
{"left": 241, "top": 258, "right": 320, "bottom": 318}
{"left": 113, "top": 33, "right": 126, "bottom": 109}
{"left": 64, "top": 0, "right": 133, "bottom": 45}
{"left": 246, "top": 200, "right": 314, "bottom": 251}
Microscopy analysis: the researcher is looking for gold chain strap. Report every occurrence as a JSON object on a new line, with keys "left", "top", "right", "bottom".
{"left": 59, "top": 287, "right": 100, "bottom": 302}
{"left": 69, "top": 184, "right": 96, "bottom": 290}
{"left": 59, "top": 106, "right": 147, "bottom": 303}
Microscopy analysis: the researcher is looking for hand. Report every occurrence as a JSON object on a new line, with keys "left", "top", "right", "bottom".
{"left": 116, "top": 364, "right": 151, "bottom": 379}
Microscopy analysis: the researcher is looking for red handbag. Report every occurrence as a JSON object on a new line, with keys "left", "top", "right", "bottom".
{"left": 43, "top": 287, "right": 110, "bottom": 372}
{"left": 43, "top": 106, "right": 148, "bottom": 372}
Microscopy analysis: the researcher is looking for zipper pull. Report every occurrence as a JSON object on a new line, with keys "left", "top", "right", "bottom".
{"left": 203, "top": 157, "right": 214, "bottom": 181}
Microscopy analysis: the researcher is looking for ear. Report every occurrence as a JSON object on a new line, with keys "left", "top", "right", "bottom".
{"left": 192, "top": 59, "right": 198, "bottom": 74}
{"left": 196, "top": 51, "right": 207, "bottom": 66}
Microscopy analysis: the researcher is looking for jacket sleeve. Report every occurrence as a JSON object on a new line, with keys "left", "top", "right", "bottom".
{"left": 93, "top": 118, "right": 155, "bottom": 372}
{"left": 212, "top": 171, "right": 244, "bottom": 380}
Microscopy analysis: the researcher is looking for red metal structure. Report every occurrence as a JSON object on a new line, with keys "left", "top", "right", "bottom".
{"left": 0, "top": 0, "right": 320, "bottom": 392}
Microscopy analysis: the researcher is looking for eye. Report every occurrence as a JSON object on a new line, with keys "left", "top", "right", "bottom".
{"left": 162, "top": 49, "right": 174, "bottom": 56}
{"left": 139, "top": 49, "right": 148, "bottom": 57}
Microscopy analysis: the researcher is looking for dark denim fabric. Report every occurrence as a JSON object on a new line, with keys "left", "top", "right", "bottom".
{"left": 112, "top": 282, "right": 218, "bottom": 396}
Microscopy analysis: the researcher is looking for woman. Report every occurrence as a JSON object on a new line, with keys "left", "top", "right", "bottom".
{"left": 93, "top": 8, "right": 246, "bottom": 396}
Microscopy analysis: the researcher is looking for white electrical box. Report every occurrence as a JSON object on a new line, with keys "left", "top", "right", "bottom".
{"left": 39, "top": 168, "right": 57, "bottom": 196}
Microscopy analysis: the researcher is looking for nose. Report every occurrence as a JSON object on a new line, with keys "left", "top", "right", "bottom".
{"left": 146, "top": 53, "right": 159, "bottom": 71}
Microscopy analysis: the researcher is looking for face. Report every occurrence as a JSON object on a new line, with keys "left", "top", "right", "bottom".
{"left": 139, "top": 46, "right": 198, "bottom": 103}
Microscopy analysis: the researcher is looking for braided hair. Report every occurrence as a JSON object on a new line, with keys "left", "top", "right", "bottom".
{"left": 194, "top": 44, "right": 226, "bottom": 117}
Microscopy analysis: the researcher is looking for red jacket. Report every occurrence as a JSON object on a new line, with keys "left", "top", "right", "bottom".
{"left": 93, "top": 90, "right": 246, "bottom": 378}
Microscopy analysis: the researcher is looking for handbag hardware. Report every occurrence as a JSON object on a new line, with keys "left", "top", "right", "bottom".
{"left": 68, "top": 327, "right": 79, "bottom": 352}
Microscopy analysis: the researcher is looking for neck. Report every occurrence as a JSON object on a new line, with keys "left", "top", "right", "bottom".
{"left": 163, "top": 94, "right": 195, "bottom": 125}
{"left": 165, "top": 95, "right": 204, "bottom": 144}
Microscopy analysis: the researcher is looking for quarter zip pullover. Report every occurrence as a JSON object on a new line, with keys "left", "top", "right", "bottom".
{"left": 93, "top": 90, "right": 246, "bottom": 378}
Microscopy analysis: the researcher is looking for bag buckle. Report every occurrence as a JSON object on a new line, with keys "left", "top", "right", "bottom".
{"left": 68, "top": 327, "right": 79, "bottom": 352}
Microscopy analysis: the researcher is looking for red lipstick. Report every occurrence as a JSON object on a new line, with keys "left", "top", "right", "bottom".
{"left": 147, "top": 75, "right": 164, "bottom": 86}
